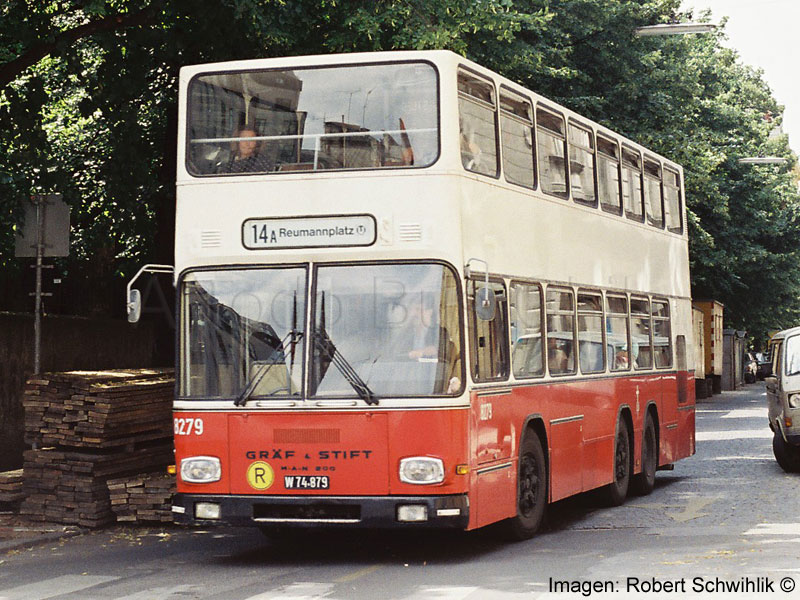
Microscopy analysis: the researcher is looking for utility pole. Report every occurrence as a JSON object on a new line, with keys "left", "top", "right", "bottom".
{"left": 14, "top": 194, "right": 70, "bottom": 375}
{"left": 33, "top": 197, "right": 44, "bottom": 374}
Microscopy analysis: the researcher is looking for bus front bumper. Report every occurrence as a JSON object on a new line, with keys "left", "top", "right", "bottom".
{"left": 171, "top": 493, "right": 470, "bottom": 530}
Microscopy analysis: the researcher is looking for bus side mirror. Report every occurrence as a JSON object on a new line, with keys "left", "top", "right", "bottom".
{"left": 127, "top": 289, "right": 142, "bottom": 323}
{"left": 124, "top": 264, "right": 174, "bottom": 324}
{"left": 475, "top": 286, "right": 496, "bottom": 321}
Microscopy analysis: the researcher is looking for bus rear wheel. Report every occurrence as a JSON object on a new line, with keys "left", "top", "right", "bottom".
{"left": 631, "top": 415, "right": 657, "bottom": 496}
{"left": 600, "top": 421, "right": 631, "bottom": 506}
{"left": 503, "top": 433, "right": 547, "bottom": 540}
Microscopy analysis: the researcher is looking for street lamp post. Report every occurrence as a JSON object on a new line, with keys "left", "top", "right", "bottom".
{"left": 634, "top": 23, "right": 717, "bottom": 37}
{"left": 737, "top": 157, "right": 789, "bottom": 165}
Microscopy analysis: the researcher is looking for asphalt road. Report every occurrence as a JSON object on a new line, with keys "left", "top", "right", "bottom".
{"left": 2, "top": 382, "right": 799, "bottom": 599}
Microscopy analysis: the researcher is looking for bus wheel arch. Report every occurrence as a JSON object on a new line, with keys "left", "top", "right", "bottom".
{"left": 503, "top": 419, "right": 548, "bottom": 540}
{"left": 631, "top": 407, "right": 659, "bottom": 496}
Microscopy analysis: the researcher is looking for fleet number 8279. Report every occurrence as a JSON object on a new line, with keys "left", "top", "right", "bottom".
{"left": 174, "top": 417, "right": 204, "bottom": 436}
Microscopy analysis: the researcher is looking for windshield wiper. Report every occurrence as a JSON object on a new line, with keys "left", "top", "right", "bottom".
{"left": 234, "top": 329, "right": 302, "bottom": 407}
{"left": 236, "top": 291, "right": 303, "bottom": 407}
{"left": 313, "top": 326, "right": 379, "bottom": 406}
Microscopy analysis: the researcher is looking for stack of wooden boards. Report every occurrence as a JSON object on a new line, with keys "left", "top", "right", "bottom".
{"left": 108, "top": 472, "right": 176, "bottom": 523}
{"left": 20, "top": 370, "right": 175, "bottom": 527}
{"left": 23, "top": 370, "right": 174, "bottom": 448}
{"left": 0, "top": 469, "right": 24, "bottom": 510}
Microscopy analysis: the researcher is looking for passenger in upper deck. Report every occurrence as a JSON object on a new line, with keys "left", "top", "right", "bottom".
{"left": 222, "top": 124, "right": 274, "bottom": 174}
{"left": 459, "top": 118, "right": 482, "bottom": 171}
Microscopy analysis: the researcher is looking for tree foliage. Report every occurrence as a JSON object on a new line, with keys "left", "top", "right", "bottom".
{"left": 1, "top": 0, "right": 798, "bottom": 346}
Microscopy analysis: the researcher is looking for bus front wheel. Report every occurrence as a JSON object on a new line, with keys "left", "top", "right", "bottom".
{"left": 503, "top": 433, "right": 547, "bottom": 540}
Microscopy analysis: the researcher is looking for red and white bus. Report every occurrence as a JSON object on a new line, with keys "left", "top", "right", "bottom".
{"left": 162, "top": 50, "right": 694, "bottom": 538}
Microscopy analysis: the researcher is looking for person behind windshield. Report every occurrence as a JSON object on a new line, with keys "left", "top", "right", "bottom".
{"left": 224, "top": 124, "right": 273, "bottom": 173}
{"left": 390, "top": 302, "right": 451, "bottom": 361}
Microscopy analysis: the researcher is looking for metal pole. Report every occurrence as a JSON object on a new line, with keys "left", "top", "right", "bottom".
{"left": 34, "top": 197, "right": 43, "bottom": 375}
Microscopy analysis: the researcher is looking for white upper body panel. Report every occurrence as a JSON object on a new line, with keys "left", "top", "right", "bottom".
{"left": 176, "top": 50, "right": 689, "bottom": 300}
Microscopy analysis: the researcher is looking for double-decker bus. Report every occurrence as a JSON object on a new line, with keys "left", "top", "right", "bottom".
{"left": 159, "top": 50, "right": 694, "bottom": 538}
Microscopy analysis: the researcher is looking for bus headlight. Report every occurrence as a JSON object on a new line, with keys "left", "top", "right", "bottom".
{"left": 789, "top": 394, "right": 800, "bottom": 409}
{"left": 399, "top": 457, "right": 444, "bottom": 484}
{"left": 180, "top": 456, "right": 221, "bottom": 483}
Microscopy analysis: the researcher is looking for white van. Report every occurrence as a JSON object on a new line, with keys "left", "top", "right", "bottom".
{"left": 766, "top": 327, "right": 800, "bottom": 472}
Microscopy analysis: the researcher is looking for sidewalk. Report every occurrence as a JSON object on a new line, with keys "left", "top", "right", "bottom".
{"left": 0, "top": 512, "right": 84, "bottom": 553}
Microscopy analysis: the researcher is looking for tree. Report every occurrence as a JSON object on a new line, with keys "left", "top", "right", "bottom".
{"left": 1, "top": 0, "right": 798, "bottom": 347}
{"left": 467, "top": 0, "right": 800, "bottom": 345}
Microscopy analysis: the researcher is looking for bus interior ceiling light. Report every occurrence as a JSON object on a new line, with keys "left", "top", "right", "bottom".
{"left": 634, "top": 23, "right": 717, "bottom": 36}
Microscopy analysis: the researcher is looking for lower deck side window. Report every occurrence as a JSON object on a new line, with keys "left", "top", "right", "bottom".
{"left": 468, "top": 280, "right": 509, "bottom": 381}
{"left": 546, "top": 288, "right": 576, "bottom": 375}
{"left": 510, "top": 282, "right": 544, "bottom": 378}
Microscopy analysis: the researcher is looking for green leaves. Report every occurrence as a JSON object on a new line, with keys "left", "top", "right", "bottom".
{"left": 0, "top": 0, "right": 798, "bottom": 342}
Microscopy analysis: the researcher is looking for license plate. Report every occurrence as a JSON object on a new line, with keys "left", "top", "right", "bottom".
{"left": 283, "top": 475, "right": 330, "bottom": 490}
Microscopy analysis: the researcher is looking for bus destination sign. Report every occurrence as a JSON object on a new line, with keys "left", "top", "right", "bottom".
{"left": 243, "top": 215, "right": 376, "bottom": 250}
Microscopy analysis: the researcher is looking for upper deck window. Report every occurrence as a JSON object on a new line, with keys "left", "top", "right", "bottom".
{"left": 597, "top": 135, "right": 622, "bottom": 215}
{"left": 458, "top": 70, "right": 498, "bottom": 177}
{"left": 499, "top": 90, "right": 535, "bottom": 189}
{"left": 536, "top": 107, "right": 568, "bottom": 199}
{"left": 643, "top": 157, "right": 664, "bottom": 228}
{"left": 621, "top": 147, "right": 644, "bottom": 222}
{"left": 663, "top": 168, "right": 683, "bottom": 234}
{"left": 187, "top": 62, "right": 439, "bottom": 176}
{"left": 568, "top": 123, "right": 597, "bottom": 206}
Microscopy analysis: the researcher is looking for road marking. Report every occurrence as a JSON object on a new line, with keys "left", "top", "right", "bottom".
{"left": 628, "top": 495, "right": 718, "bottom": 523}
{"left": 412, "top": 586, "right": 479, "bottom": 599}
{"left": 334, "top": 565, "right": 382, "bottom": 583}
{"left": 243, "top": 582, "right": 334, "bottom": 600}
{"left": 720, "top": 408, "right": 767, "bottom": 419}
{"left": 707, "top": 455, "right": 772, "bottom": 461}
{"left": 110, "top": 584, "right": 199, "bottom": 599}
{"left": 0, "top": 575, "right": 118, "bottom": 600}
{"left": 666, "top": 496, "right": 716, "bottom": 522}
{"left": 745, "top": 523, "right": 800, "bottom": 536}
{"left": 695, "top": 429, "right": 772, "bottom": 441}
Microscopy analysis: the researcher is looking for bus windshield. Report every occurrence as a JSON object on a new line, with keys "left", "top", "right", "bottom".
{"left": 311, "top": 263, "right": 462, "bottom": 398}
{"left": 180, "top": 263, "right": 462, "bottom": 400}
{"left": 187, "top": 61, "right": 439, "bottom": 175}
{"left": 180, "top": 268, "right": 307, "bottom": 399}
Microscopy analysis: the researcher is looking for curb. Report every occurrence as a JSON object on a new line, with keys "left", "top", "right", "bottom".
{"left": 0, "top": 526, "right": 85, "bottom": 554}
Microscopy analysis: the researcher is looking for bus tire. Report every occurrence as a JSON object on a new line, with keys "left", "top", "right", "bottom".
{"left": 600, "top": 421, "right": 631, "bottom": 506}
{"left": 773, "top": 432, "right": 800, "bottom": 473}
{"left": 503, "top": 433, "right": 547, "bottom": 540}
{"left": 631, "top": 414, "right": 657, "bottom": 496}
